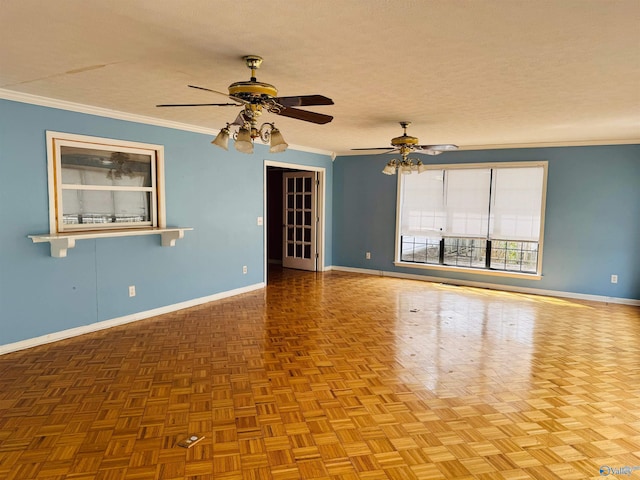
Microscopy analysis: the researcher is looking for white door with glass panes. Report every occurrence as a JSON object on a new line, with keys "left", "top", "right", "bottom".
{"left": 283, "top": 171, "right": 317, "bottom": 271}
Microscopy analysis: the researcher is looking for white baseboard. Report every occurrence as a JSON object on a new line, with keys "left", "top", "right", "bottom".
{"left": 4, "top": 269, "right": 636, "bottom": 357}
{"left": 0, "top": 283, "right": 265, "bottom": 356}
{"left": 331, "top": 266, "right": 640, "bottom": 306}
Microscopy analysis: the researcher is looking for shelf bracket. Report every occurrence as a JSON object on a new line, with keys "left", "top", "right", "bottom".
{"left": 49, "top": 237, "right": 76, "bottom": 258}
{"left": 160, "top": 229, "right": 184, "bottom": 247}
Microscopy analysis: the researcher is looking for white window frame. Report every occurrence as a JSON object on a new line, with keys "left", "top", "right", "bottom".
{"left": 46, "top": 131, "right": 166, "bottom": 234}
{"left": 394, "top": 161, "right": 548, "bottom": 279}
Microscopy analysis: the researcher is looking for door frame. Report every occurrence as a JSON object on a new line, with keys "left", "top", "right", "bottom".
{"left": 264, "top": 160, "right": 326, "bottom": 284}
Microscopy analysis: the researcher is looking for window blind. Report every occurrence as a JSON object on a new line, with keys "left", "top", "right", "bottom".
{"left": 400, "top": 164, "right": 544, "bottom": 241}
{"left": 399, "top": 169, "right": 445, "bottom": 237}
{"left": 490, "top": 167, "right": 544, "bottom": 241}
{"left": 444, "top": 168, "right": 491, "bottom": 238}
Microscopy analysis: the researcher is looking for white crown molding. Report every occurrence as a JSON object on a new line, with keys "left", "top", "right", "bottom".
{"left": 7, "top": 88, "right": 629, "bottom": 157}
{"left": 0, "top": 88, "right": 219, "bottom": 135}
{"left": 0, "top": 89, "right": 335, "bottom": 158}
{"left": 460, "top": 139, "right": 640, "bottom": 150}
{"left": 285, "top": 143, "right": 335, "bottom": 158}
{"left": 331, "top": 266, "right": 640, "bottom": 306}
{"left": 337, "top": 138, "right": 640, "bottom": 156}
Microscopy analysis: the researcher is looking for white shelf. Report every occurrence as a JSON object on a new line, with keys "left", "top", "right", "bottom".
{"left": 28, "top": 227, "right": 193, "bottom": 258}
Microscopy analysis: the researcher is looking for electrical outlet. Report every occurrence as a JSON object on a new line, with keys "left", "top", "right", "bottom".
{"left": 242, "top": 266, "right": 247, "bottom": 274}
{"left": 611, "top": 274, "right": 618, "bottom": 284}
{"left": 365, "top": 252, "right": 371, "bottom": 260}
{"left": 128, "top": 285, "right": 136, "bottom": 297}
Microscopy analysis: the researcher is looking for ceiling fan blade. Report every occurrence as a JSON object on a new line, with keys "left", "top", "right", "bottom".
{"left": 351, "top": 148, "right": 400, "bottom": 156}
{"left": 156, "top": 103, "right": 239, "bottom": 107}
{"left": 351, "top": 147, "right": 396, "bottom": 151}
{"left": 275, "top": 107, "right": 333, "bottom": 124}
{"left": 416, "top": 144, "right": 459, "bottom": 152}
{"left": 274, "top": 95, "right": 334, "bottom": 107}
{"left": 188, "top": 84, "right": 232, "bottom": 97}
{"left": 187, "top": 85, "right": 247, "bottom": 105}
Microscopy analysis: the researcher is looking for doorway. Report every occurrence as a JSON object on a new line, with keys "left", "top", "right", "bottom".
{"left": 265, "top": 162, "right": 325, "bottom": 284}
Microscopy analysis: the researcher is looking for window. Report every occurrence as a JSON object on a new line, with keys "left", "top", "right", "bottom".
{"left": 397, "top": 162, "right": 547, "bottom": 277}
{"left": 47, "top": 132, "right": 165, "bottom": 233}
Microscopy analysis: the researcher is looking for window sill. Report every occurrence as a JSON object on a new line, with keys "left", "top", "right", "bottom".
{"left": 394, "top": 261, "right": 542, "bottom": 280}
{"left": 28, "top": 227, "right": 193, "bottom": 258}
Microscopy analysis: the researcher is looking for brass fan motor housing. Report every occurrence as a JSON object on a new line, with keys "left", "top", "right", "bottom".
{"left": 228, "top": 55, "right": 278, "bottom": 99}
{"left": 228, "top": 80, "right": 278, "bottom": 99}
{"left": 391, "top": 121, "right": 419, "bottom": 147}
{"left": 391, "top": 134, "right": 419, "bottom": 147}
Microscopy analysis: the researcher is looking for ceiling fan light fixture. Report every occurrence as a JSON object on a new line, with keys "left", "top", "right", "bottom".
{"left": 354, "top": 122, "right": 457, "bottom": 175}
{"left": 268, "top": 127, "right": 288, "bottom": 153}
{"left": 382, "top": 157, "right": 429, "bottom": 175}
{"left": 211, "top": 125, "right": 230, "bottom": 150}
{"left": 158, "top": 56, "right": 333, "bottom": 157}
{"left": 234, "top": 126, "right": 254, "bottom": 154}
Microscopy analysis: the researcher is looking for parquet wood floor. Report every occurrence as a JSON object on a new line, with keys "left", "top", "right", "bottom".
{"left": 1, "top": 268, "right": 639, "bottom": 479}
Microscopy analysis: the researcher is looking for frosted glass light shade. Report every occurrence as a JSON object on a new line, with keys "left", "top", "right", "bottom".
{"left": 382, "top": 162, "right": 396, "bottom": 175}
{"left": 234, "top": 127, "right": 254, "bottom": 154}
{"left": 400, "top": 161, "right": 413, "bottom": 175}
{"left": 269, "top": 128, "right": 288, "bottom": 153}
{"left": 211, "top": 127, "right": 230, "bottom": 150}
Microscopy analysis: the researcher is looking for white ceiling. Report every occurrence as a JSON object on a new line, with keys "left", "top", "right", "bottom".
{"left": 1, "top": 0, "right": 639, "bottom": 156}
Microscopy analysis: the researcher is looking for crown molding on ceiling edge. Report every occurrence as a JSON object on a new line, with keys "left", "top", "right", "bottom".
{"left": 337, "top": 137, "right": 640, "bottom": 157}
{"left": 0, "top": 89, "right": 336, "bottom": 159}
{"left": 461, "top": 139, "right": 640, "bottom": 150}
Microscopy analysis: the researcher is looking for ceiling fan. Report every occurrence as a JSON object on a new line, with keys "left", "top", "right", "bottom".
{"left": 157, "top": 55, "right": 334, "bottom": 153}
{"left": 352, "top": 122, "right": 458, "bottom": 174}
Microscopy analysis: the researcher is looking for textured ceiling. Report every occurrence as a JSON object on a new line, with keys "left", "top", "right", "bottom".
{"left": 1, "top": 0, "right": 639, "bottom": 156}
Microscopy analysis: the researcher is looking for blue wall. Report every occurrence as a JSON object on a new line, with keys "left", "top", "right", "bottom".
{"left": 1, "top": 96, "right": 637, "bottom": 348}
{"left": 0, "top": 99, "right": 333, "bottom": 345}
{"left": 333, "top": 145, "right": 640, "bottom": 300}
